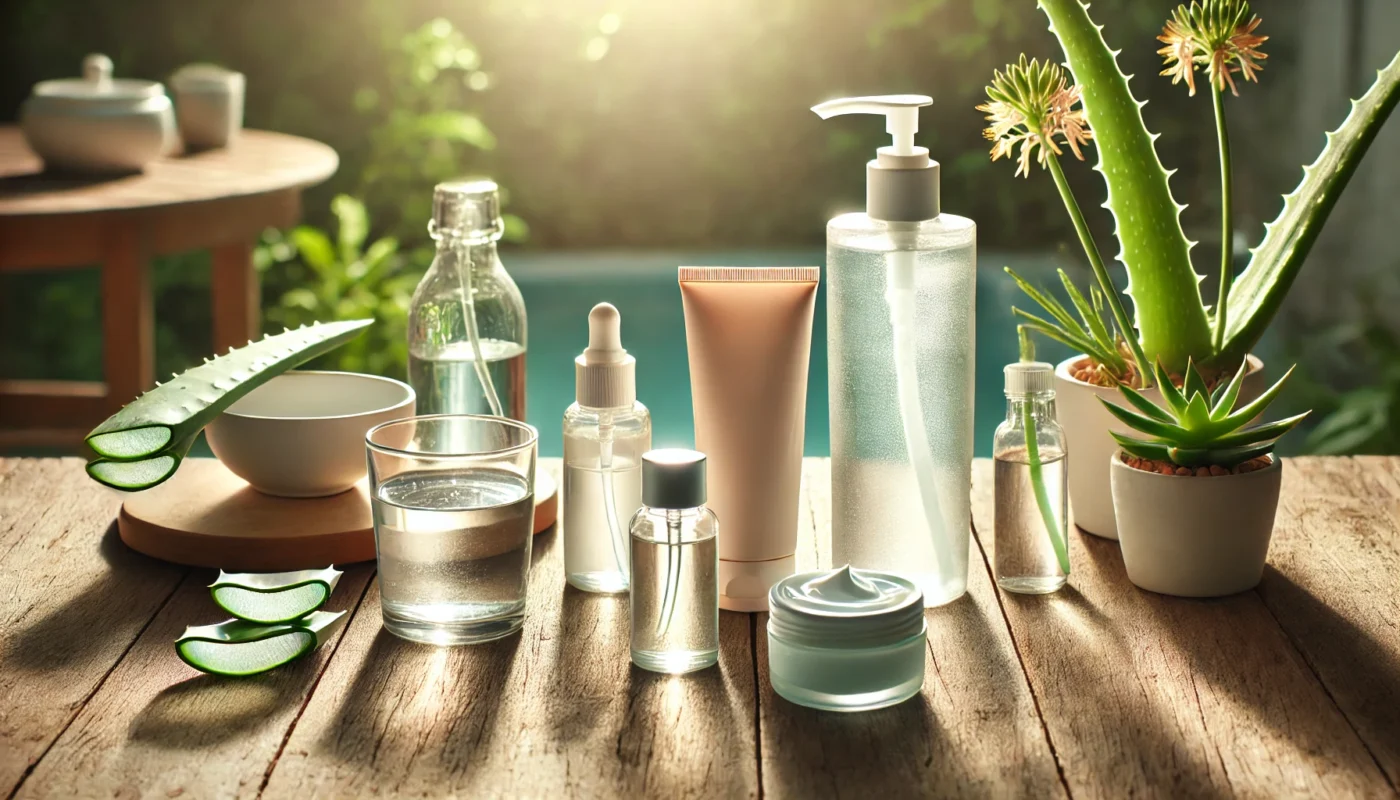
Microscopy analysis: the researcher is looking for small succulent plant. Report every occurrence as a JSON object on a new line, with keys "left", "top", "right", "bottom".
{"left": 1100, "top": 360, "right": 1308, "bottom": 469}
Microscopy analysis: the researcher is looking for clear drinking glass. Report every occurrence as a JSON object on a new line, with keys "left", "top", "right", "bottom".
{"left": 366, "top": 415, "right": 538, "bottom": 645}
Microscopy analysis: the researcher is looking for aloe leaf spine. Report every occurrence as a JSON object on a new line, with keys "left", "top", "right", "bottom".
{"left": 86, "top": 319, "right": 373, "bottom": 461}
{"left": 1038, "top": 0, "right": 1212, "bottom": 370}
{"left": 1219, "top": 51, "right": 1400, "bottom": 366}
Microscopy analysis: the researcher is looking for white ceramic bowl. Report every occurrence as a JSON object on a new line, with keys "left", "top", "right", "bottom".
{"left": 206, "top": 371, "right": 416, "bottom": 498}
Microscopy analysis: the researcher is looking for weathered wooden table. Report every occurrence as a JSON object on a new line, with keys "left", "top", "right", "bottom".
{"left": 2, "top": 457, "right": 1397, "bottom": 798}
{"left": 0, "top": 128, "right": 337, "bottom": 448}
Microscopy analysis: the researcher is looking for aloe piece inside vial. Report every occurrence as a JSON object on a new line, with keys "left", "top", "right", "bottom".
{"left": 210, "top": 567, "right": 342, "bottom": 625}
{"left": 85, "top": 319, "right": 373, "bottom": 462}
{"left": 175, "top": 610, "right": 347, "bottom": 677}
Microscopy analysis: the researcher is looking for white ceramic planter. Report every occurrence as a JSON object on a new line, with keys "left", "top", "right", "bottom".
{"left": 1110, "top": 454, "right": 1281, "bottom": 597}
{"left": 20, "top": 54, "right": 175, "bottom": 174}
{"left": 1055, "top": 354, "right": 1266, "bottom": 539}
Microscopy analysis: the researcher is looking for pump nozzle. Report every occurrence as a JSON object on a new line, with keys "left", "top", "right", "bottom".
{"left": 812, "top": 94, "right": 939, "bottom": 222}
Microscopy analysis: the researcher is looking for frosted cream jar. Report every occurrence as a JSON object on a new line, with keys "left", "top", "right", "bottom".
{"left": 767, "top": 566, "right": 925, "bottom": 712}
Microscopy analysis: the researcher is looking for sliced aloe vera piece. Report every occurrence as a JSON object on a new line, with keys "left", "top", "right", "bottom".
{"left": 210, "top": 567, "right": 342, "bottom": 624}
{"left": 86, "top": 320, "right": 373, "bottom": 461}
{"left": 86, "top": 451, "right": 184, "bottom": 491}
{"left": 175, "top": 610, "right": 347, "bottom": 677}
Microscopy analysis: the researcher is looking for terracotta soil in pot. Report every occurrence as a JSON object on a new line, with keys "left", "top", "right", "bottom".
{"left": 1120, "top": 453, "right": 1272, "bottom": 477}
{"left": 1067, "top": 356, "right": 1236, "bottom": 391}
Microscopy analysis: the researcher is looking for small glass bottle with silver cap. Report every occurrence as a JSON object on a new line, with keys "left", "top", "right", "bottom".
{"left": 408, "top": 180, "right": 527, "bottom": 419}
{"left": 630, "top": 449, "right": 718, "bottom": 674}
{"left": 993, "top": 361, "right": 1069, "bottom": 594}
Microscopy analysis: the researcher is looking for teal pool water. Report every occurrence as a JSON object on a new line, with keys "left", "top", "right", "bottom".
{"left": 511, "top": 249, "right": 1084, "bottom": 458}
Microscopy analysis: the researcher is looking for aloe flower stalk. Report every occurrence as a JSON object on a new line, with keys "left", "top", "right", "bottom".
{"left": 980, "top": 56, "right": 1152, "bottom": 384}
{"left": 1158, "top": 0, "right": 1269, "bottom": 351}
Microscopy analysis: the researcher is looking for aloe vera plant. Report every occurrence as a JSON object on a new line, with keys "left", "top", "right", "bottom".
{"left": 982, "top": 0, "right": 1400, "bottom": 381}
{"left": 1102, "top": 359, "right": 1307, "bottom": 468}
{"left": 84, "top": 319, "right": 372, "bottom": 491}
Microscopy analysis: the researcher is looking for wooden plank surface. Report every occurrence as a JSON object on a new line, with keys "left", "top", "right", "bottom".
{"left": 3, "top": 457, "right": 1400, "bottom": 798}
{"left": 0, "top": 459, "right": 186, "bottom": 796}
{"left": 970, "top": 459, "right": 1394, "bottom": 798}
{"left": 1259, "top": 456, "right": 1400, "bottom": 790}
{"left": 756, "top": 459, "right": 1065, "bottom": 799}
{"left": 16, "top": 566, "right": 373, "bottom": 800}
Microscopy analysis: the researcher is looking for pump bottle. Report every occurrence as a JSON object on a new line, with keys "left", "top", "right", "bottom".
{"left": 563, "top": 303, "right": 651, "bottom": 593}
{"left": 813, "top": 95, "right": 976, "bottom": 607}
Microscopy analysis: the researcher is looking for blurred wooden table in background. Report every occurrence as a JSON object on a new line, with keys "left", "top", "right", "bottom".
{"left": 0, "top": 127, "right": 336, "bottom": 448}
{"left": 1, "top": 456, "right": 1398, "bottom": 798}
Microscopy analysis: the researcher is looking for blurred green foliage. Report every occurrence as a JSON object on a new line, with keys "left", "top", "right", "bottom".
{"left": 0, "top": 0, "right": 1240, "bottom": 384}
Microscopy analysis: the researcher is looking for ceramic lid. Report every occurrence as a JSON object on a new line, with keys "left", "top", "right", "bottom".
{"left": 30, "top": 54, "right": 166, "bottom": 105}
{"left": 768, "top": 565, "right": 924, "bottom": 647}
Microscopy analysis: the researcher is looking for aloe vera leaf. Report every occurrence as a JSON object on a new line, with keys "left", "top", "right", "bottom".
{"left": 1038, "top": 0, "right": 1213, "bottom": 370}
{"left": 1013, "top": 308, "right": 1119, "bottom": 368}
{"left": 1111, "top": 432, "right": 1173, "bottom": 462}
{"left": 1210, "top": 360, "right": 1251, "bottom": 420}
{"left": 1210, "top": 412, "right": 1310, "bottom": 449}
{"left": 1182, "top": 391, "right": 1213, "bottom": 431}
{"left": 1117, "top": 385, "right": 1174, "bottom": 424}
{"left": 1153, "top": 361, "right": 1190, "bottom": 418}
{"left": 1022, "top": 401, "right": 1071, "bottom": 575}
{"left": 210, "top": 567, "right": 342, "bottom": 625}
{"left": 1215, "top": 365, "right": 1296, "bottom": 433}
{"left": 85, "top": 434, "right": 195, "bottom": 491}
{"left": 86, "top": 320, "right": 373, "bottom": 460}
{"left": 1182, "top": 360, "right": 1211, "bottom": 406}
{"left": 1006, "top": 268, "right": 1084, "bottom": 335}
{"left": 175, "top": 610, "right": 346, "bottom": 677}
{"left": 1220, "top": 51, "right": 1400, "bottom": 366}
{"left": 1098, "top": 397, "right": 1193, "bottom": 442}
{"left": 1059, "top": 270, "right": 1116, "bottom": 354}
{"left": 1167, "top": 442, "right": 1276, "bottom": 469}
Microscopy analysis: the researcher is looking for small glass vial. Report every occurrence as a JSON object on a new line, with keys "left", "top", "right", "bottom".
{"left": 408, "top": 180, "right": 527, "bottom": 419}
{"left": 630, "top": 449, "right": 719, "bottom": 674}
{"left": 564, "top": 303, "right": 651, "bottom": 593}
{"left": 993, "top": 362, "right": 1069, "bottom": 594}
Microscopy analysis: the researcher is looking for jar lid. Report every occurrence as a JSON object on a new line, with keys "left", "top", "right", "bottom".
{"left": 31, "top": 54, "right": 165, "bottom": 103}
{"left": 1004, "top": 361, "right": 1054, "bottom": 396}
{"left": 768, "top": 566, "right": 924, "bottom": 648}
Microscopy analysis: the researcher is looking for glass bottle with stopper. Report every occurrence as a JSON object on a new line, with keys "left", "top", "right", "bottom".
{"left": 408, "top": 180, "right": 527, "bottom": 419}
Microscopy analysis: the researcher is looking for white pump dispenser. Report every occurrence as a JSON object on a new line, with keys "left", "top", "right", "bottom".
{"left": 814, "top": 93, "right": 976, "bottom": 608}
{"left": 811, "top": 95, "right": 939, "bottom": 222}
{"left": 564, "top": 303, "right": 651, "bottom": 594}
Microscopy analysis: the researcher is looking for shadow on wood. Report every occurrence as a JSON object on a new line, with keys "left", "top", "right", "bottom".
{"left": 128, "top": 671, "right": 309, "bottom": 747}
{"left": 1, "top": 523, "right": 185, "bottom": 674}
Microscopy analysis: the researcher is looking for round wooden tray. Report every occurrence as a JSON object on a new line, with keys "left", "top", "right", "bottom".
{"left": 119, "top": 459, "right": 558, "bottom": 571}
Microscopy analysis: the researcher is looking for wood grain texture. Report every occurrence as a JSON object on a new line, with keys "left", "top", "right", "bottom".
{"left": 757, "top": 459, "right": 1065, "bottom": 799}
{"left": 1259, "top": 456, "right": 1400, "bottom": 790}
{"left": 0, "top": 459, "right": 186, "bottom": 796}
{"left": 0, "top": 128, "right": 337, "bottom": 216}
{"left": 262, "top": 461, "right": 759, "bottom": 799}
{"left": 16, "top": 565, "right": 373, "bottom": 800}
{"left": 971, "top": 459, "right": 1392, "bottom": 798}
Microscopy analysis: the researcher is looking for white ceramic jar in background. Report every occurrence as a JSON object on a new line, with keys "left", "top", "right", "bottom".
{"left": 1054, "top": 354, "right": 1266, "bottom": 540}
{"left": 170, "top": 63, "right": 245, "bottom": 151}
{"left": 20, "top": 54, "right": 175, "bottom": 173}
{"left": 767, "top": 565, "right": 926, "bottom": 712}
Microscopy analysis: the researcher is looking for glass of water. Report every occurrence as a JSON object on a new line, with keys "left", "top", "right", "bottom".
{"left": 367, "top": 415, "right": 538, "bottom": 645}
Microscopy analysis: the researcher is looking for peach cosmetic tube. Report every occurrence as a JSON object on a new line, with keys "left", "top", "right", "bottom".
{"left": 679, "top": 266, "right": 819, "bottom": 612}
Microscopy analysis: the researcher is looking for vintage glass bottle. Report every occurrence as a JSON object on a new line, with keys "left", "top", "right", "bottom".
{"left": 408, "top": 180, "right": 527, "bottom": 419}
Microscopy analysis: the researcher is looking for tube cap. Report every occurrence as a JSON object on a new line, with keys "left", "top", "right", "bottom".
{"left": 576, "top": 303, "right": 637, "bottom": 408}
{"left": 430, "top": 179, "right": 503, "bottom": 242}
{"left": 720, "top": 555, "right": 796, "bottom": 612}
{"left": 1004, "top": 361, "right": 1055, "bottom": 396}
{"left": 641, "top": 449, "right": 706, "bottom": 509}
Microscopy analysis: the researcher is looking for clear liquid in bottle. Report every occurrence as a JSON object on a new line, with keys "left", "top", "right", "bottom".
{"left": 993, "top": 448, "right": 1068, "bottom": 594}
